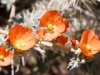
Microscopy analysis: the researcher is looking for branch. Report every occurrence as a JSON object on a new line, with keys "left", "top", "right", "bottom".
{"left": 8, "top": 0, "right": 16, "bottom": 23}
{"left": 39, "top": 41, "right": 71, "bottom": 51}
{"left": 6, "top": 0, "right": 16, "bottom": 31}
{"left": 0, "top": 29, "right": 8, "bottom": 35}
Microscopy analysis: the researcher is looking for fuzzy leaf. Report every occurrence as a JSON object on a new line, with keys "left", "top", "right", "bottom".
{"left": 66, "top": 57, "right": 79, "bottom": 70}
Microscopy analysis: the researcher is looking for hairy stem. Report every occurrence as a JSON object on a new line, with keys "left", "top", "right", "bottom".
{"left": 8, "top": 0, "right": 16, "bottom": 23}
{"left": 39, "top": 41, "right": 71, "bottom": 51}
{"left": 0, "top": 29, "right": 8, "bottom": 34}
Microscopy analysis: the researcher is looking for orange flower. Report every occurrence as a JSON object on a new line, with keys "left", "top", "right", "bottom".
{"left": 36, "top": 10, "right": 69, "bottom": 40}
{"left": 79, "top": 29, "right": 100, "bottom": 57}
{"left": 8, "top": 24, "right": 37, "bottom": 51}
{"left": 56, "top": 34, "right": 68, "bottom": 46}
{"left": 0, "top": 46, "right": 13, "bottom": 66}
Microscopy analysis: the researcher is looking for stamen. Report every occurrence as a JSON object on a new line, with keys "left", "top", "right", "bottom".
{"left": 16, "top": 39, "right": 25, "bottom": 49}
{"left": 0, "top": 54, "right": 4, "bottom": 60}
{"left": 83, "top": 44, "right": 91, "bottom": 52}
{"left": 46, "top": 23, "right": 54, "bottom": 31}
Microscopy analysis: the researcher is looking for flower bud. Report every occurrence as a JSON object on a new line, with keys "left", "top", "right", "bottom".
{"left": 71, "top": 38, "right": 79, "bottom": 47}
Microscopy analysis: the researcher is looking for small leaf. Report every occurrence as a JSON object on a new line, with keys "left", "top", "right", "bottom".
{"left": 66, "top": 57, "right": 79, "bottom": 70}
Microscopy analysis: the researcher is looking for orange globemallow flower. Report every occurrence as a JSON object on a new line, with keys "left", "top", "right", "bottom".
{"left": 0, "top": 46, "right": 13, "bottom": 66}
{"left": 36, "top": 10, "right": 69, "bottom": 40}
{"left": 79, "top": 29, "right": 100, "bottom": 57}
{"left": 8, "top": 24, "right": 37, "bottom": 51}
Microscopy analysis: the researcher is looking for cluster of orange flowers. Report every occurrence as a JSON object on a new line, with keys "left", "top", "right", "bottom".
{"left": 0, "top": 10, "right": 100, "bottom": 66}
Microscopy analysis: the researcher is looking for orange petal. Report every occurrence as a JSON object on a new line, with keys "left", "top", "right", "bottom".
{"left": 15, "top": 25, "right": 35, "bottom": 43}
{"left": 9, "top": 27, "right": 16, "bottom": 43}
{"left": 84, "top": 53, "right": 94, "bottom": 57}
{"left": 22, "top": 38, "right": 36, "bottom": 50}
{"left": 8, "top": 24, "right": 22, "bottom": 45}
{"left": 0, "top": 46, "right": 6, "bottom": 53}
{"left": 40, "top": 10, "right": 61, "bottom": 27}
{"left": 20, "top": 29, "right": 34, "bottom": 41}
{"left": 90, "top": 39, "right": 100, "bottom": 54}
{"left": 0, "top": 51, "right": 13, "bottom": 66}
{"left": 56, "top": 34, "right": 68, "bottom": 46}
{"left": 55, "top": 18, "right": 69, "bottom": 33}
{"left": 36, "top": 29, "right": 46, "bottom": 39}
{"left": 80, "top": 46, "right": 94, "bottom": 57}
{"left": 44, "top": 31, "right": 60, "bottom": 40}
{"left": 63, "top": 18, "right": 70, "bottom": 32}
{"left": 80, "top": 29, "right": 95, "bottom": 46}
{"left": 9, "top": 24, "right": 30, "bottom": 41}
{"left": 93, "top": 34, "right": 99, "bottom": 40}
{"left": 54, "top": 19, "right": 65, "bottom": 33}
{"left": 36, "top": 29, "right": 59, "bottom": 40}
{"left": 13, "top": 24, "right": 32, "bottom": 40}
{"left": 15, "top": 25, "right": 25, "bottom": 39}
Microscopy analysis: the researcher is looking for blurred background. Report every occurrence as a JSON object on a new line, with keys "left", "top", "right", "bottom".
{"left": 0, "top": 0, "right": 100, "bottom": 75}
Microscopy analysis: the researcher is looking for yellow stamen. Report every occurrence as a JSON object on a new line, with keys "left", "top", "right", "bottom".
{"left": 0, "top": 54, "right": 4, "bottom": 60}
{"left": 16, "top": 39, "right": 25, "bottom": 49}
{"left": 46, "top": 23, "right": 54, "bottom": 31}
{"left": 83, "top": 44, "right": 91, "bottom": 52}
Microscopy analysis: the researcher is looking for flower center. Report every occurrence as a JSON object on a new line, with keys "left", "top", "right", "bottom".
{"left": 16, "top": 39, "right": 25, "bottom": 49}
{"left": 83, "top": 44, "right": 91, "bottom": 52}
{"left": 46, "top": 23, "right": 54, "bottom": 31}
{"left": 0, "top": 53, "right": 4, "bottom": 60}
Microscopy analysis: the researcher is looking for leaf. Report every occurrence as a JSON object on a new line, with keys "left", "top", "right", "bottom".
{"left": 66, "top": 57, "right": 79, "bottom": 70}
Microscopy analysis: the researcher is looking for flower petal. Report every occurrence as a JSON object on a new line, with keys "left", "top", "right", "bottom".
{"left": 55, "top": 18, "right": 69, "bottom": 33}
{"left": 22, "top": 38, "right": 36, "bottom": 50}
{"left": 90, "top": 39, "right": 100, "bottom": 54}
{"left": 36, "top": 29, "right": 46, "bottom": 39}
{"left": 44, "top": 31, "right": 60, "bottom": 40}
{"left": 80, "top": 29, "right": 95, "bottom": 46}
{"left": 0, "top": 51, "right": 13, "bottom": 66}
{"left": 40, "top": 10, "right": 61, "bottom": 27}
{"left": 9, "top": 25, "right": 18, "bottom": 45}
{"left": 20, "top": 29, "right": 34, "bottom": 41}
{"left": 93, "top": 34, "right": 99, "bottom": 40}
{"left": 36, "top": 29, "right": 60, "bottom": 40}
{"left": 56, "top": 34, "right": 68, "bottom": 46}
{"left": 63, "top": 18, "right": 70, "bottom": 32}
{"left": 0, "top": 46, "right": 6, "bottom": 52}
{"left": 80, "top": 46, "right": 94, "bottom": 57}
